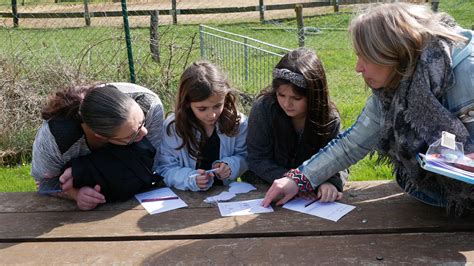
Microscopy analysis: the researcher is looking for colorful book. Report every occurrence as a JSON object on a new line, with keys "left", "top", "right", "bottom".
{"left": 417, "top": 153, "right": 474, "bottom": 184}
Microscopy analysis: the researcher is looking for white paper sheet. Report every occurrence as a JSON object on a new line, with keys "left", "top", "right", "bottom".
{"left": 228, "top": 182, "right": 257, "bottom": 194}
{"left": 283, "top": 198, "right": 355, "bottom": 222}
{"left": 203, "top": 191, "right": 236, "bottom": 203}
{"left": 204, "top": 182, "right": 257, "bottom": 203}
{"left": 218, "top": 198, "right": 273, "bottom": 216}
{"left": 135, "top": 187, "right": 187, "bottom": 215}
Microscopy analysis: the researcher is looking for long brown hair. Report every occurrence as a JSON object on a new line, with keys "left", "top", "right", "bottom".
{"left": 169, "top": 61, "right": 240, "bottom": 159}
{"left": 261, "top": 47, "right": 339, "bottom": 148}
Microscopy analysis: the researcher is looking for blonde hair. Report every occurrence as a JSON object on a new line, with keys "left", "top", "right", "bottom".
{"left": 349, "top": 2, "right": 467, "bottom": 89}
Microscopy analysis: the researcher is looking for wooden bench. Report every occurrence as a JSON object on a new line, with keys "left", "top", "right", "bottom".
{"left": 0, "top": 181, "right": 473, "bottom": 264}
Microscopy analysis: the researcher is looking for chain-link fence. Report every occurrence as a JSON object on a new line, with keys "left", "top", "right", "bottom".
{"left": 0, "top": 0, "right": 472, "bottom": 165}
{"left": 199, "top": 24, "right": 291, "bottom": 95}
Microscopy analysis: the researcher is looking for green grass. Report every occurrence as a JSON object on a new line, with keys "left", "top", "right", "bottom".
{"left": 0, "top": 165, "right": 35, "bottom": 192}
{"left": 1, "top": 0, "right": 472, "bottom": 191}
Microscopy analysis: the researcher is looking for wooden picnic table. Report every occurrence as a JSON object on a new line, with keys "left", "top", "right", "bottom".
{"left": 0, "top": 180, "right": 473, "bottom": 264}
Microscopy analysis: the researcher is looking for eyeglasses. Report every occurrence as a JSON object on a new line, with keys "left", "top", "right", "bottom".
{"left": 127, "top": 120, "right": 145, "bottom": 145}
{"left": 109, "top": 119, "right": 145, "bottom": 145}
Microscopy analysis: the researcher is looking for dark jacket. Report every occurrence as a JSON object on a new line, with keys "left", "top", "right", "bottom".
{"left": 245, "top": 95, "right": 347, "bottom": 191}
{"left": 71, "top": 137, "right": 162, "bottom": 202}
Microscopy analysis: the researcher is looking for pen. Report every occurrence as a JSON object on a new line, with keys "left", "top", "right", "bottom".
{"left": 304, "top": 199, "right": 318, "bottom": 208}
{"left": 141, "top": 196, "right": 179, "bottom": 203}
{"left": 189, "top": 169, "right": 217, "bottom": 178}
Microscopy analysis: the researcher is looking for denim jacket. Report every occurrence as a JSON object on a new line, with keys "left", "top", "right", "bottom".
{"left": 444, "top": 29, "right": 474, "bottom": 142}
{"left": 155, "top": 114, "right": 248, "bottom": 191}
{"left": 297, "top": 95, "right": 383, "bottom": 188}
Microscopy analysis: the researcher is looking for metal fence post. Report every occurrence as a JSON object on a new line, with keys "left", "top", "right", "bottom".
{"left": 333, "top": 0, "right": 339, "bottom": 13}
{"left": 244, "top": 37, "right": 249, "bottom": 81}
{"left": 121, "top": 0, "right": 136, "bottom": 83}
{"left": 83, "top": 0, "right": 91, "bottom": 26}
{"left": 259, "top": 0, "right": 265, "bottom": 23}
{"left": 171, "top": 0, "right": 177, "bottom": 25}
{"left": 295, "top": 4, "right": 305, "bottom": 47}
{"left": 199, "top": 25, "right": 205, "bottom": 59}
{"left": 12, "top": 0, "right": 18, "bottom": 27}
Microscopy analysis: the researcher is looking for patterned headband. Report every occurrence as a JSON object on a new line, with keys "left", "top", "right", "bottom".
{"left": 272, "top": 68, "right": 307, "bottom": 89}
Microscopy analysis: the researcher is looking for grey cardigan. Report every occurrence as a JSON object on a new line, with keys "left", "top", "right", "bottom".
{"left": 31, "top": 82, "right": 164, "bottom": 191}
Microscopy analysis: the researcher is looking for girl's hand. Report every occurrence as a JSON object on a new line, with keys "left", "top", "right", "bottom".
{"left": 195, "top": 169, "right": 213, "bottom": 189}
{"left": 212, "top": 162, "right": 231, "bottom": 180}
{"left": 297, "top": 191, "right": 319, "bottom": 200}
{"left": 317, "top": 182, "right": 343, "bottom": 202}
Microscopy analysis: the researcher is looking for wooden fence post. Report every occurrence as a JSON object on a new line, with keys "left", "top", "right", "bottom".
{"left": 83, "top": 0, "right": 91, "bottom": 26}
{"left": 171, "top": 0, "right": 177, "bottom": 25}
{"left": 12, "top": 0, "right": 18, "bottom": 27}
{"left": 333, "top": 0, "right": 339, "bottom": 13}
{"left": 295, "top": 4, "right": 304, "bottom": 47}
{"left": 150, "top": 10, "right": 160, "bottom": 63}
{"left": 259, "top": 0, "right": 265, "bottom": 23}
{"left": 431, "top": 0, "right": 439, "bottom": 12}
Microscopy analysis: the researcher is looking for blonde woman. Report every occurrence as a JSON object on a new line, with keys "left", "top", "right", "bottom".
{"left": 262, "top": 2, "right": 474, "bottom": 217}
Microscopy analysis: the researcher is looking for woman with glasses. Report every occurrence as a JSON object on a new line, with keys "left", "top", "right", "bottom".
{"left": 31, "top": 82, "right": 164, "bottom": 210}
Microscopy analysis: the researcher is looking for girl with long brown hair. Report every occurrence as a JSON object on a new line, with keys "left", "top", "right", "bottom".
{"left": 155, "top": 61, "right": 248, "bottom": 191}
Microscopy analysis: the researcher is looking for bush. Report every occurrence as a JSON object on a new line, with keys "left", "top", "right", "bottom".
{"left": 0, "top": 57, "right": 88, "bottom": 165}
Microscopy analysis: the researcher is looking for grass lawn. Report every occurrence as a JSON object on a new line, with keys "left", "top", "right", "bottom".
{"left": 0, "top": 165, "right": 35, "bottom": 192}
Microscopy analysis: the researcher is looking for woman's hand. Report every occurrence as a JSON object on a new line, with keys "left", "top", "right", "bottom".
{"left": 59, "top": 167, "right": 106, "bottom": 210}
{"left": 195, "top": 169, "right": 213, "bottom": 189}
{"left": 212, "top": 162, "right": 231, "bottom": 180}
{"left": 74, "top": 185, "right": 106, "bottom": 211}
{"left": 261, "top": 177, "right": 298, "bottom": 207}
{"left": 317, "top": 182, "right": 343, "bottom": 202}
{"left": 59, "top": 167, "right": 74, "bottom": 191}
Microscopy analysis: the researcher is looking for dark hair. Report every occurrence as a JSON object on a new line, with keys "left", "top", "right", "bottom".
{"left": 261, "top": 47, "right": 339, "bottom": 148}
{"left": 41, "top": 84, "right": 134, "bottom": 137}
{"left": 169, "top": 61, "right": 240, "bottom": 160}
{"left": 41, "top": 84, "right": 93, "bottom": 121}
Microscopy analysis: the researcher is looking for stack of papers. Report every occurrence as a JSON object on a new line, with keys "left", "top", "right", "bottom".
{"left": 135, "top": 187, "right": 187, "bottom": 215}
{"left": 417, "top": 153, "right": 474, "bottom": 184}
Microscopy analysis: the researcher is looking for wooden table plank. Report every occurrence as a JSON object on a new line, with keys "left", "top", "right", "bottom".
{"left": 0, "top": 181, "right": 409, "bottom": 213}
{"left": 1, "top": 233, "right": 473, "bottom": 264}
{"left": 1, "top": 192, "right": 472, "bottom": 241}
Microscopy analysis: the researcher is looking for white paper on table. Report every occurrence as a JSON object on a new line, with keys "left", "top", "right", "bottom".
{"left": 283, "top": 198, "right": 355, "bottom": 222}
{"left": 204, "top": 191, "right": 236, "bottom": 203}
{"left": 203, "top": 182, "right": 257, "bottom": 203}
{"left": 228, "top": 182, "right": 257, "bottom": 194}
{"left": 217, "top": 198, "right": 273, "bottom": 216}
{"left": 135, "top": 187, "right": 187, "bottom": 215}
